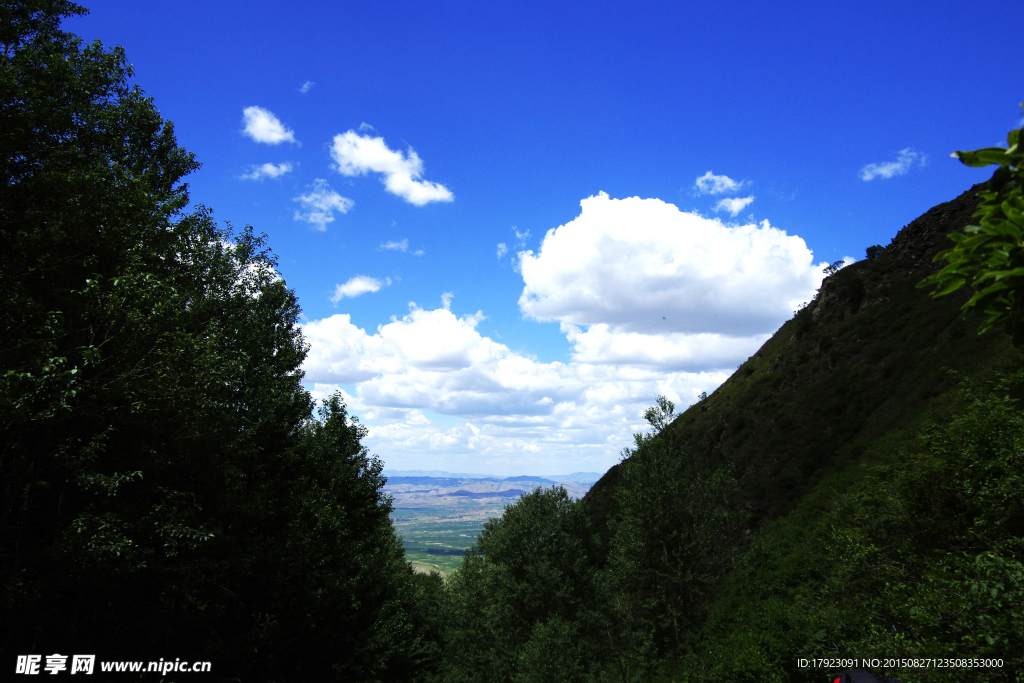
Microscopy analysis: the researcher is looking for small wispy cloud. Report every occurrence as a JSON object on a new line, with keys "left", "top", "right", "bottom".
{"left": 504, "top": 228, "right": 532, "bottom": 271}
{"left": 358, "top": 122, "right": 376, "bottom": 132}
{"left": 714, "top": 196, "right": 755, "bottom": 217}
{"left": 293, "top": 179, "right": 353, "bottom": 231}
{"left": 694, "top": 171, "right": 746, "bottom": 195}
{"left": 242, "top": 106, "right": 298, "bottom": 145}
{"left": 331, "top": 275, "right": 391, "bottom": 302}
{"left": 414, "top": 249, "right": 425, "bottom": 256}
{"left": 441, "top": 292, "right": 453, "bottom": 310}
{"left": 381, "top": 239, "right": 409, "bottom": 252}
{"left": 299, "top": 81, "right": 314, "bottom": 94}
{"left": 239, "top": 162, "right": 294, "bottom": 180}
{"left": 330, "top": 130, "right": 454, "bottom": 206}
{"left": 860, "top": 148, "right": 927, "bottom": 181}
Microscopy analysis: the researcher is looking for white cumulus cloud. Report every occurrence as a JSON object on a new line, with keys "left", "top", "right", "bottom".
{"left": 301, "top": 302, "right": 729, "bottom": 473}
{"left": 381, "top": 239, "right": 409, "bottom": 252}
{"left": 241, "top": 106, "right": 298, "bottom": 145}
{"left": 331, "top": 276, "right": 391, "bottom": 302}
{"left": 304, "top": 305, "right": 496, "bottom": 385}
{"left": 239, "top": 162, "right": 293, "bottom": 180}
{"left": 714, "top": 195, "right": 755, "bottom": 217}
{"left": 330, "top": 130, "right": 454, "bottom": 206}
{"left": 694, "top": 171, "right": 746, "bottom": 195}
{"left": 518, "top": 193, "right": 824, "bottom": 337}
{"left": 293, "top": 179, "right": 353, "bottom": 231}
{"left": 860, "top": 148, "right": 927, "bottom": 181}
{"left": 563, "top": 323, "right": 771, "bottom": 371}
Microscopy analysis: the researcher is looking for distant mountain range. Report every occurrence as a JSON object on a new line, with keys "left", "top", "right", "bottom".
{"left": 381, "top": 470, "right": 603, "bottom": 484}
{"left": 383, "top": 471, "right": 596, "bottom": 507}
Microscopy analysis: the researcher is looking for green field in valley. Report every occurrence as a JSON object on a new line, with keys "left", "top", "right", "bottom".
{"left": 391, "top": 508, "right": 502, "bottom": 573}
{"left": 384, "top": 473, "right": 598, "bottom": 573}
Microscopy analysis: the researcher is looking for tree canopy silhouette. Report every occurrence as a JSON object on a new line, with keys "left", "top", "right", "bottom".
{"left": 0, "top": 2, "right": 436, "bottom": 679}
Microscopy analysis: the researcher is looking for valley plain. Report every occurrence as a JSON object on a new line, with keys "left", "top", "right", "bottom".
{"left": 383, "top": 473, "right": 598, "bottom": 573}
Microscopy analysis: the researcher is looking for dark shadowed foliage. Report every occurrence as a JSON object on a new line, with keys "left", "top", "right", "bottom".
{"left": 0, "top": 2, "right": 438, "bottom": 679}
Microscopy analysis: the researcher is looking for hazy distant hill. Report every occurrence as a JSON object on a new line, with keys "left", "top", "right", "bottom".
{"left": 382, "top": 469, "right": 602, "bottom": 484}
{"left": 448, "top": 489, "right": 527, "bottom": 498}
{"left": 384, "top": 473, "right": 595, "bottom": 505}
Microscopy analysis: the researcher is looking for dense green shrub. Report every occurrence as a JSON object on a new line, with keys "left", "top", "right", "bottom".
{"left": 672, "top": 376, "right": 1024, "bottom": 682}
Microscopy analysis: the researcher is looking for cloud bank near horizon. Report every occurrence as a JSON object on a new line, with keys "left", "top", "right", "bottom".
{"left": 300, "top": 193, "right": 829, "bottom": 474}
{"left": 302, "top": 304, "right": 730, "bottom": 475}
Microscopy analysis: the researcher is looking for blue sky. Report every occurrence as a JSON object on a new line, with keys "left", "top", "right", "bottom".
{"left": 66, "top": 0, "right": 1022, "bottom": 476}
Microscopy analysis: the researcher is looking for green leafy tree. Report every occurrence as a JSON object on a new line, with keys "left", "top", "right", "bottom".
{"left": 608, "top": 411, "right": 744, "bottom": 661}
{"left": 823, "top": 259, "right": 846, "bottom": 276}
{"left": 0, "top": 2, "right": 434, "bottom": 679}
{"left": 441, "top": 487, "right": 604, "bottom": 683}
{"left": 920, "top": 107, "right": 1024, "bottom": 341}
{"left": 643, "top": 395, "right": 677, "bottom": 433}
{"left": 865, "top": 244, "right": 885, "bottom": 260}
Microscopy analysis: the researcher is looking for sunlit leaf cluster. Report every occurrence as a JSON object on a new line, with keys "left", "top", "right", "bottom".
{"left": 922, "top": 109, "right": 1024, "bottom": 341}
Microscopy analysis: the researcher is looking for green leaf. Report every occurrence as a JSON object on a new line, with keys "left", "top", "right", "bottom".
{"left": 954, "top": 148, "right": 1010, "bottom": 168}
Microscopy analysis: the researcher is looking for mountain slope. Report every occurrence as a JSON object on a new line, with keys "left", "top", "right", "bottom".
{"left": 585, "top": 182, "right": 1017, "bottom": 536}
{"left": 436, "top": 183, "right": 1023, "bottom": 682}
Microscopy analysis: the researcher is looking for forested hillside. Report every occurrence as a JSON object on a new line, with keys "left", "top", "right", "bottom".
{"left": 1, "top": 3, "right": 441, "bottom": 680}
{"left": 437, "top": 180, "right": 1024, "bottom": 682}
